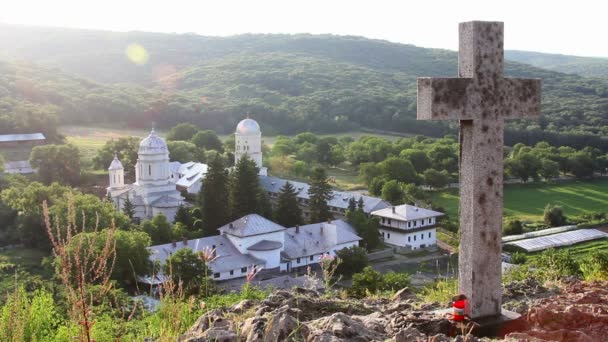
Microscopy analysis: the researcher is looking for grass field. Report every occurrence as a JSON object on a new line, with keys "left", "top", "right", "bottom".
{"left": 431, "top": 179, "right": 608, "bottom": 222}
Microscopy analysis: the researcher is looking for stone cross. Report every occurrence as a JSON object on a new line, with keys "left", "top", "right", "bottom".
{"left": 417, "top": 21, "right": 541, "bottom": 319}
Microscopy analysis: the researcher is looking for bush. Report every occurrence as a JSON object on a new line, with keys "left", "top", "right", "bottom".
{"left": 534, "top": 248, "right": 580, "bottom": 281}
{"left": 543, "top": 204, "right": 567, "bottom": 227}
{"left": 580, "top": 251, "right": 608, "bottom": 281}
{"left": 350, "top": 266, "right": 384, "bottom": 298}
{"left": 419, "top": 278, "right": 458, "bottom": 303}
{"left": 380, "top": 272, "right": 411, "bottom": 291}
{"left": 510, "top": 251, "right": 527, "bottom": 265}
{"left": 335, "top": 246, "right": 368, "bottom": 278}
{"left": 503, "top": 219, "right": 524, "bottom": 236}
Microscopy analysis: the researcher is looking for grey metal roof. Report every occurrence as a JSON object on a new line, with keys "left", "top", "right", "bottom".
{"left": 218, "top": 214, "right": 286, "bottom": 237}
{"left": 371, "top": 204, "right": 444, "bottom": 221}
{"left": 282, "top": 219, "right": 361, "bottom": 259}
{"left": 148, "top": 235, "right": 263, "bottom": 273}
{"left": 3, "top": 160, "right": 34, "bottom": 174}
{"left": 0, "top": 133, "right": 45, "bottom": 142}
{"left": 247, "top": 240, "right": 283, "bottom": 251}
{"left": 259, "top": 175, "right": 391, "bottom": 213}
{"left": 506, "top": 229, "right": 608, "bottom": 252}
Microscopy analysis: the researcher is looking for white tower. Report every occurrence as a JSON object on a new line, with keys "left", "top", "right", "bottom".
{"left": 235, "top": 117, "right": 263, "bottom": 169}
{"left": 135, "top": 128, "right": 172, "bottom": 187}
{"left": 108, "top": 155, "right": 125, "bottom": 189}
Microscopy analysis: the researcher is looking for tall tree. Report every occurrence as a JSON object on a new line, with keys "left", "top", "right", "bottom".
{"left": 274, "top": 181, "right": 303, "bottom": 227}
{"left": 191, "top": 130, "right": 224, "bottom": 152}
{"left": 347, "top": 197, "right": 357, "bottom": 212}
{"left": 308, "top": 167, "right": 333, "bottom": 223}
{"left": 122, "top": 195, "right": 135, "bottom": 220}
{"left": 200, "top": 156, "right": 230, "bottom": 236}
{"left": 230, "top": 155, "right": 260, "bottom": 219}
{"left": 166, "top": 123, "right": 199, "bottom": 141}
{"left": 30, "top": 144, "right": 81, "bottom": 185}
{"left": 174, "top": 204, "right": 192, "bottom": 227}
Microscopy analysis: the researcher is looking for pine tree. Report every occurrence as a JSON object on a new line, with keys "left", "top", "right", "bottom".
{"left": 200, "top": 156, "right": 230, "bottom": 236}
{"left": 174, "top": 204, "right": 192, "bottom": 228}
{"left": 308, "top": 167, "right": 333, "bottom": 223}
{"left": 357, "top": 197, "right": 365, "bottom": 210}
{"left": 256, "top": 189, "right": 273, "bottom": 219}
{"left": 275, "top": 181, "right": 303, "bottom": 227}
{"left": 122, "top": 195, "right": 135, "bottom": 220}
{"left": 230, "top": 155, "right": 260, "bottom": 219}
{"left": 347, "top": 197, "right": 357, "bottom": 212}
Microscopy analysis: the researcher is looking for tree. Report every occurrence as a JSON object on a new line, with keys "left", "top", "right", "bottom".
{"left": 381, "top": 180, "right": 404, "bottom": 204}
{"left": 402, "top": 184, "right": 426, "bottom": 204}
{"left": 141, "top": 214, "right": 172, "bottom": 244}
{"left": 92, "top": 136, "right": 139, "bottom": 178}
{"left": 534, "top": 248, "right": 580, "bottom": 281}
{"left": 503, "top": 219, "right": 523, "bottom": 236}
{"left": 30, "top": 144, "right": 81, "bottom": 185}
{"left": 347, "top": 197, "right": 357, "bottom": 212}
{"left": 163, "top": 248, "right": 210, "bottom": 293}
{"left": 400, "top": 149, "right": 432, "bottom": 173}
{"left": 308, "top": 167, "right": 333, "bottom": 223}
{"left": 539, "top": 159, "right": 560, "bottom": 181}
{"left": 423, "top": 169, "right": 450, "bottom": 189}
{"left": 256, "top": 189, "right": 273, "bottom": 219}
{"left": 200, "top": 156, "right": 230, "bottom": 236}
{"left": 50, "top": 193, "right": 131, "bottom": 231}
{"left": 335, "top": 246, "right": 368, "bottom": 278}
{"left": 569, "top": 153, "right": 595, "bottom": 179}
{"left": 543, "top": 204, "right": 567, "bottom": 227}
{"left": 379, "top": 157, "right": 419, "bottom": 184}
{"left": 274, "top": 182, "right": 303, "bottom": 227}
{"left": 230, "top": 155, "right": 260, "bottom": 219}
{"left": 167, "top": 141, "right": 202, "bottom": 163}
{"left": 346, "top": 209, "right": 381, "bottom": 251}
{"left": 166, "top": 123, "right": 199, "bottom": 141}
{"left": 191, "top": 130, "right": 223, "bottom": 152}
{"left": 122, "top": 195, "right": 135, "bottom": 220}
{"left": 174, "top": 204, "right": 192, "bottom": 227}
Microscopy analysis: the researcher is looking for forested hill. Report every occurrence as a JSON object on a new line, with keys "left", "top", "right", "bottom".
{"left": 1, "top": 24, "right": 608, "bottom": 147}
{"left": 506, "top": 50, "right": 608, "bottom": 79}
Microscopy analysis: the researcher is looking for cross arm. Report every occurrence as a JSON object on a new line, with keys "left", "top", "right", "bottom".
{"left": 501, "top": 78, "right": 542, "bottom": 119}
{"left": 417, "top": 77, "right": 473, "bottom": 121}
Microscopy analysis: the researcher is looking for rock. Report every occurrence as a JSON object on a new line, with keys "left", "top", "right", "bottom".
{"left": 264, "top": 305, "right": 300, "bottom": 341}
{"left": 384, "top": 302, "right": 412, "bottom": 314}
{"left": 395, "top": 326, "right": 425, "bottom": 342}
{"left": 229, "top": 299, "right": 254, "bottom": 314}
{"left": 303, "top": 312, "right": 387, "bottom": 341}
{"left": 178, "top": 309, "right": 229, "bottom": 341}
{"left": 240, "top": 316, "right": 267, "bottom": 342}
{"left": 392, "top": 287, "right": 414, "bottom": 301}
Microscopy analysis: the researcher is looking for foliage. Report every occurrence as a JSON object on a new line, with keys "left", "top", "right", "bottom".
{"left": 230, "top": 155, "right": 260, "bottom": 219}
{"left": 30, "top": 144, "right": 81, "bottom": 185}
{"left": 335, "top": 246, "right": 368, "bottom": 278}
{"left": 274, "top": 181, "right": 303, "bottom": 227}
{"left": 163, "top": 248, "right": 211, "bottom": 294}
{"left": 543, "top": 204, "right": 567, "bottom": 227}
{"left": 122, "top": 195, "right": 135, "bottom": 220}
{"left": 510, "top": 251, "right": 528, "bottom": 265}
{"left": 346, "top": 208, "right": 381, "bottom": 251}
{"left": 350, "top": 266, "right": 384, "bottom": 298}
{"left": 191, "top": 130, "right": 224, "bottom": 152}
{"left": 580, "top": 250, "right": 608, "bottom": 281}
{"left": 533, "top": 248, "right": 580, "bottom": 281}
{"left": 166, "top": 123, "right": 199, "bottom": 141}
{"left": 379, "top": 272, "right": 411, "bottom": 292}
{"left": 199, "top": 155, "right": 231, "bottom": 236}
{"left": 419, "top": 278, "right": 458, "bottom": 303}
{"left": 92, "top": 136, "right": 140, "bottom": 178}
{"left": 503, "top": 219, "right": 524, "bottom": 236}
{"left": 167, "top": 140, "right": 202, "bottom": 163}
{"left": 141, "top": 214, "right": 173, "bottom": 245}
{"left": 308, "top": 167, "right": 333, "bottom": 223}
{"left": 0, "top": 287, "right": 59, "bottom": 342}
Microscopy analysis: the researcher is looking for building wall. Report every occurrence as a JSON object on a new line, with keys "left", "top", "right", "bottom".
{"left": 210, "top": 264, "right": 264, "bottom": 281}
{"left": 235, "top": 133, "right": 262, "bottom": 169}
{"left": 379, "top": 228, "right": 436, "bottom": 249}
{"left": 377, "top": 216, "right": 436, "bottom": 230}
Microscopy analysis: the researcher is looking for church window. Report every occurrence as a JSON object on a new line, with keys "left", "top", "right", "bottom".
{"left": 214, "top": 273, "right": 220, "bottom": 278}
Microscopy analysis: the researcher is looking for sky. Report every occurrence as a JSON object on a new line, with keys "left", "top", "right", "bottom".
{"left": 1, "top": 0, "right": 607, "bottom": 57}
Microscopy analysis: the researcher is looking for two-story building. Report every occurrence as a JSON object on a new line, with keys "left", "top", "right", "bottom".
{"left": 371, "top": 204, "right": 444, "bottom": 251}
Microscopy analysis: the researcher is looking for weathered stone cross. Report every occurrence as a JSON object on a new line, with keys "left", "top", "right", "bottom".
{"left": 417, "top": 21, "right": 541, "bottom": 319}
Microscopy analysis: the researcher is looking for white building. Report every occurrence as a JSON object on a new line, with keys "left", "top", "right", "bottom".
{"left": 107, "top": 129, "right": 187, "bottom": 221}
{"left": 146, "top": 214, "right": 361, "bottom": 282}
{"left": 234, "top": 117, "right": 267, "bottom": 176}
{"left": 371, "top": 204, "right": 444, "bottom": 251}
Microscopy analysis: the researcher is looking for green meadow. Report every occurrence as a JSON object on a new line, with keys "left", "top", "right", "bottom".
{"left": 431, "top": 179, "right": 608, "bottom": 222}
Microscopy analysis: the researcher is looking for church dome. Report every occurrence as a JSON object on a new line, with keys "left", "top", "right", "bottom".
{"left": 236, "top": 118, "right": 261, "bottom": 135}
{"left": 138, "top": 128, "right": 168, "bottom": 155}
{"left": 108, "top": 155, "right": 124, "bottom": 171}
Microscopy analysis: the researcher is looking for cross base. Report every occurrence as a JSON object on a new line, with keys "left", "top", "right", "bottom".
{"left": 434, "top": 308, "right": 528, "bottom": 338}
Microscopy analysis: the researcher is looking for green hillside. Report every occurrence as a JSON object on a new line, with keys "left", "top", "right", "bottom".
{"left": 506, "top": 50, "right": 608, "bottom": 78}
{"left": 1, "top": 24, "right": 608, "bottom": 147}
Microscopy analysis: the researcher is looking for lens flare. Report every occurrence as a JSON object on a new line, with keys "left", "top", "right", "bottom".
{"left": 125, "top": 43, "right": 149, "bottom": 65}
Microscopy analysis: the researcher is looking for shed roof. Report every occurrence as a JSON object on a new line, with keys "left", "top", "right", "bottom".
{"left": 0, "top": 133, "right": 45, "bottom": 142}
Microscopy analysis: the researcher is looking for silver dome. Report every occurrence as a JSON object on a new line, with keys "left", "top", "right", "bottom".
{"left": 108, "top": 155, "right": 124, "bottom": 171}
{"left": 138, "top": 128, "right": 168, "bottom": 154}
{"left": 236, "top": 118, "right": 261, "bottom": 135}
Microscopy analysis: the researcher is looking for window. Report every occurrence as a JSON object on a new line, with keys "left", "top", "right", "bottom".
{"left": 413, "top": 220, "right": 417, "bottom": 227}
{"left": 310, "top": 256, "right": 314, "bottom": 261}
{"left": 429, "top": 232, "right": 432, "bottom": 238}
{"left": 297, "top": 258, "right": 301, "bottom": 263}
{"left": 382, "top": 218, "right": 385, "bottom": 223}
{"left": 414, "top": 235, "right": 417, "bottom": 241}
{"left": 387, "top": 233, "right": 391, "bottom": 239}
{"left": 214, "top": 273, "right": 220, "bottom": 278}
{"left": 241, "top": 267, "right": 247, "bottom": 273}
{"left": 388, "top": 219, "right": 392, "bottom": 225}
{"left": 230, "top": 270, "right": 234, "bottom": 276}
{"left": 408, "top": 222, "right": 411, "bottom": 228}
{"left": 381, "top": 232, "right": 385, "bottom": 237}
{"left": 421, "top": 233, "right": 424, "bottom": 240}
{"left": 408, "top": 236, "right": 411, "bottom": 242}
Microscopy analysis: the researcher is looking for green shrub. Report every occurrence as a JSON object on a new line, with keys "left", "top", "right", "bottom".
{"left": 380, "top": 272, "right": 411, "bottom": 291}
{"left": 580, "top": 250, "right": 608, "bottom": 281}
{"left": 534, "top": 248, "right": 580, "bottom": 281}
{"left": 350, "top": 266, "right": 384, "bottom": 298}
{"left": 510, "top": 251, "right": 527, "bottom": 265}
{"left": 419, "top": 278, "right": 458, "bottom": 303}
{"left": 335, "top": 246, "right": 368, "bottom": 278}
{"left": 503, "top": 219, "right": 524, "bottom": 236}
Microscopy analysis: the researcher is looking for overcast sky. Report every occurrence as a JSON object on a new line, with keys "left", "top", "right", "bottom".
{"left": 2, "top": 0, "right": 607, "bottom": 57}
